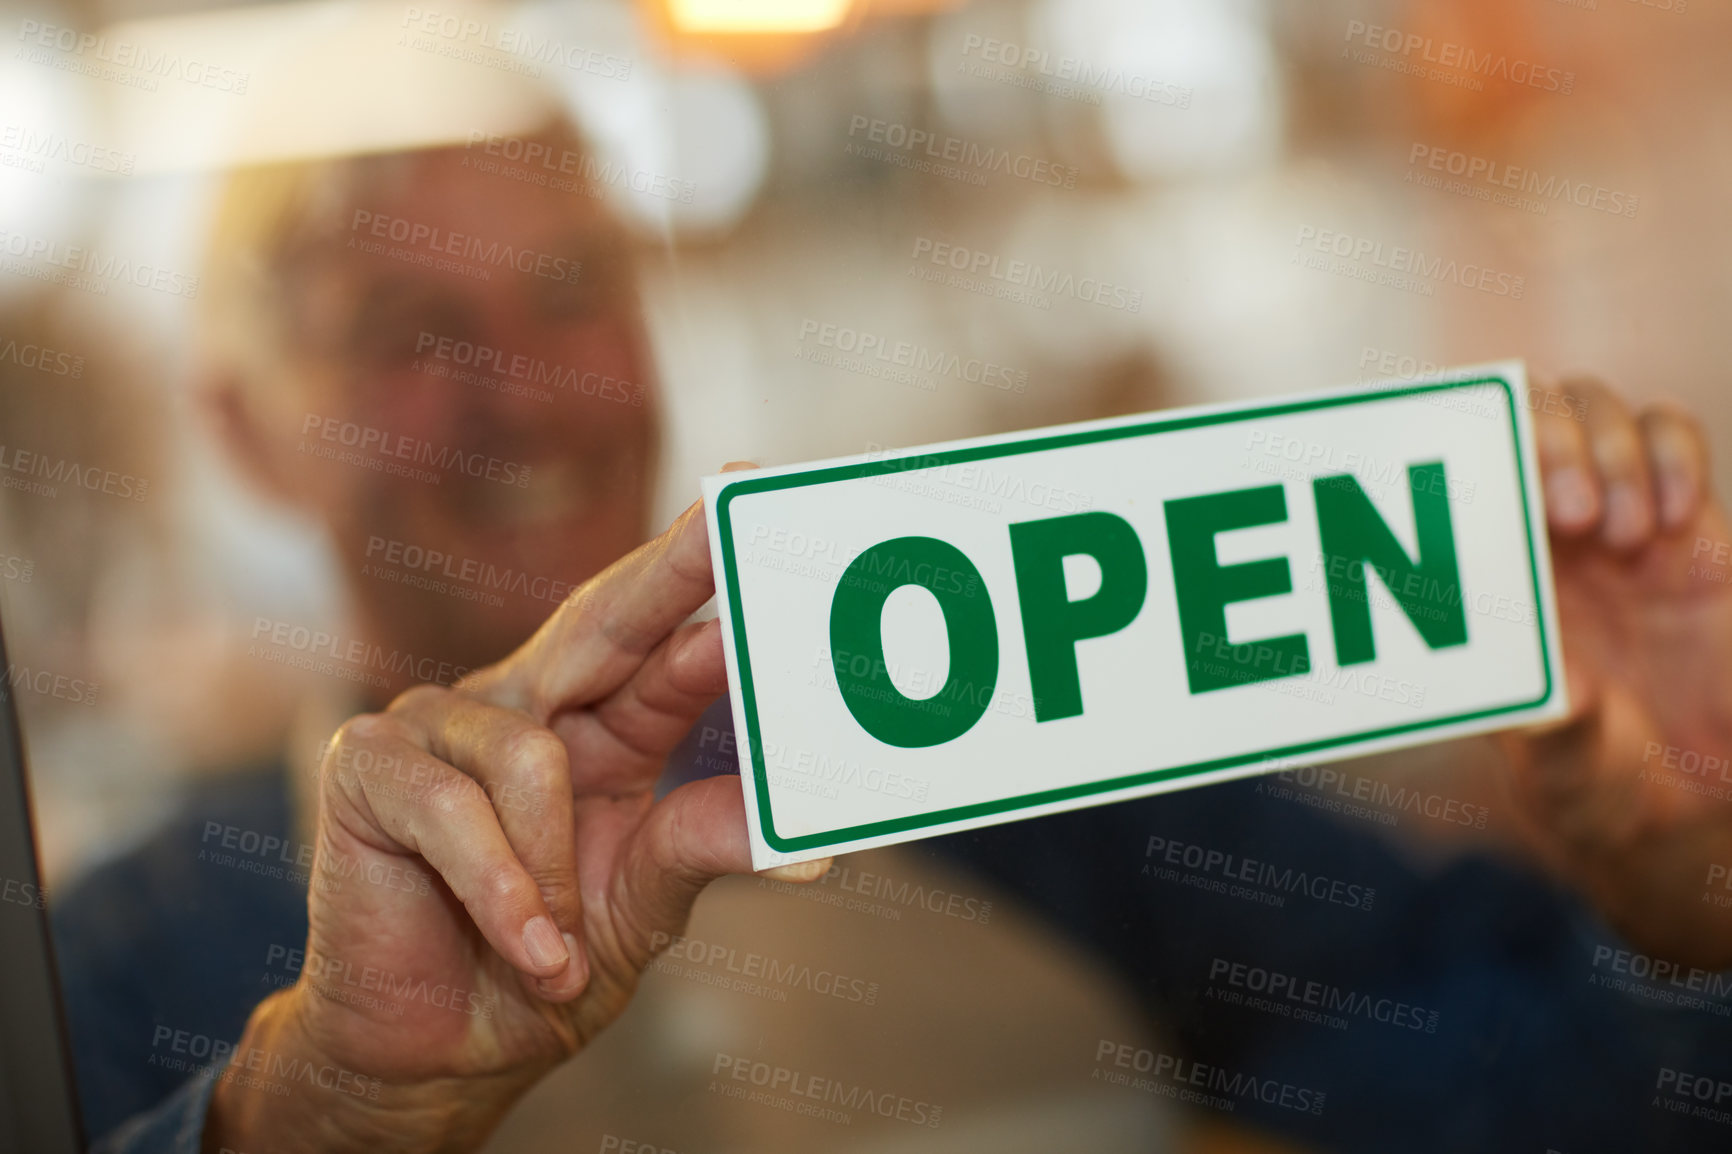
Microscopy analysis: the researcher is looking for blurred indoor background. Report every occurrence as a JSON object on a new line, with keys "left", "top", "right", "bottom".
{"left": 2, "top": 0, "right": 1728, "bottom": 1148}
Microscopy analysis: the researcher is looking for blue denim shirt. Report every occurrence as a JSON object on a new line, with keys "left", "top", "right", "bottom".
{"left": 54, "top": 768, "right": 308, "bottom": 1153}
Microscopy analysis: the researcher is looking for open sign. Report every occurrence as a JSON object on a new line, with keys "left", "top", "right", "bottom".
{"left": 704, "top": 363, "right": 1565, "bottom": 868}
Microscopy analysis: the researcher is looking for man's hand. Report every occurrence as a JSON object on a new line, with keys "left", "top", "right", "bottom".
{"left": 1503, "top": 378, "right": 1732, "bottom": 967}
{"left": 205, "top": 491, "right": 826, "bottom": 1153}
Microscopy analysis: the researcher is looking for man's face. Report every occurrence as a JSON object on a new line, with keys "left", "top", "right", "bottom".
{"left": 267, "top": 145, "right": 658, "bottom": 678}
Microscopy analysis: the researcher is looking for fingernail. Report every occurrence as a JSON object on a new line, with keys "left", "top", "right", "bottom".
{"left": 535, "top": 933, "right": 589, "bottom": 999}
{"left": 1545, "top": 467, "right": 1595, "bottom": 526}
{"left": 523, "top": 915, "right": 569, "bottom": 969}
{"left": 1603, "top": 484, "right": 1649, "bottom": 547}
{"left": 1658, "top": 471, "right": 1694, "bottom": 529}
{"left": 758, "top": 857, "right": 833, "bottom": 883}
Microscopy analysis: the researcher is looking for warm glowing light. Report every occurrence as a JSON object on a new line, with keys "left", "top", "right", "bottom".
{"left": 666, "top": 0, "right": 852, "bottom": 35}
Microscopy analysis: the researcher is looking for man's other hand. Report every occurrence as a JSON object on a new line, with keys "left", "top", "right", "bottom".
{"left": 1506, "top": 378, "right": 1732, "bottom": 968}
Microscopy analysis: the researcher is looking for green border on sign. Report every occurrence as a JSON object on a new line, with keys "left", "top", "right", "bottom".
{"left": 715, "top": 376, "right": 1553, "bottom": 852}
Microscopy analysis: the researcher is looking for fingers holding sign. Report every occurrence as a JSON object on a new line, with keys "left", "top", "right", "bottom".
{"left": 1535, "top": 377, "right": 1716, "bottom": 552}
{"left": 467, "top": 463, "right": 764, "bottom": 796}
{"left": 471, "top": 500, "right": 721, "bottom": 723}
{"left": 1506, "top": 377, "right": 1732, "bottom": 965}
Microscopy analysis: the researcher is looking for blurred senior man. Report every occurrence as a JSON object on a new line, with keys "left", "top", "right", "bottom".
{"left": 52, "top": 20, "right": 835, "bottom": 1150}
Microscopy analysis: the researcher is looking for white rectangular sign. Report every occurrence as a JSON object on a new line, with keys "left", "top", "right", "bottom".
{"left": 703, "top": 362, "right": 1566, "bottom": 868}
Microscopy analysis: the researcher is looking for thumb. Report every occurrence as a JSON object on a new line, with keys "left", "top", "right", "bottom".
{"left": 613, "top": 775, "right": 829, "bottom": 962}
